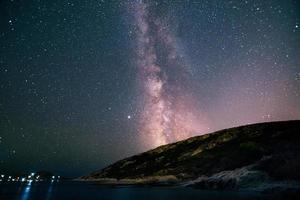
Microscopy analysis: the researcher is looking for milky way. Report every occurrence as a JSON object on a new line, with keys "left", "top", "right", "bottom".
{"left": 0, "top": 0, "right": 299, "bottom": 176}
{"left": 133, "top": 2, "right": 209, "bottom": 148}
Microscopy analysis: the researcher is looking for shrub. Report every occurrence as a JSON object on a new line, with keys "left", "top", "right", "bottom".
{"left": 239, "top": 142, "right": 262, "bottom": 158}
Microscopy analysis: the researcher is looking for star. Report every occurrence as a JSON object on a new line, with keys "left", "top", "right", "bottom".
{"left": 0, "top": 0, "right": 299, "bottom": 177}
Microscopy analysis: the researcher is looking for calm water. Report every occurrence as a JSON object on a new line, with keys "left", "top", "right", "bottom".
{"left": 0, "top": 181, "right": 264, "bottom": 200}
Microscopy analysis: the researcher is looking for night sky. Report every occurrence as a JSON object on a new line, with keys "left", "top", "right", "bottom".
{"left": 0, "top": 0, "right": 299, "bottom": 177}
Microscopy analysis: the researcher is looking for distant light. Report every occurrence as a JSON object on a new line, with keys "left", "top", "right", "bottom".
{"left": 12, "top": 179, "right": 15, "bottom": 181}
{"left": 52, "top": 176, "right": 55, "bottom": 179}
{"left": 31, "top": 173, "right": 35, "bottom": 176}
{"left": 8, "top": 176, "right": 12, "bottom": 179}
{"left": 127, "top": 115, "right": 131, "bottom": 119}
{"left": 1, "top": 175, "right": 4, "bottom": 178}
{"left": 58, "top": 176, "right": 60, "bottom": 178}
{"left": 21, "top": 178, "right": 26, "bottom": 182}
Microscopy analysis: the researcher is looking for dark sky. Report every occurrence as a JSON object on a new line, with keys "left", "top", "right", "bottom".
{"left": 0, "top": 0, "right": 299, "bottom": 177}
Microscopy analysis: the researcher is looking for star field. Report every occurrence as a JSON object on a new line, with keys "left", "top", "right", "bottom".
{"left": 0, "top": 0, "right": 299, "bottom": 177}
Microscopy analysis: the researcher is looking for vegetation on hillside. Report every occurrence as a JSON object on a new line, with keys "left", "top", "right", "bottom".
{"left": 82, "top": 120, "right": 300, "bottom": 182}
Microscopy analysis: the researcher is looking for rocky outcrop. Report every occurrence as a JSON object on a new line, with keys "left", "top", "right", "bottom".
{"left": 185, "top": 165, "right": 268, "bottom": 189}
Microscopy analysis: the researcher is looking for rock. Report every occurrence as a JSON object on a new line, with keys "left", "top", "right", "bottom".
{"left": 186, "top": 166, "right": 268, "bottom": 190}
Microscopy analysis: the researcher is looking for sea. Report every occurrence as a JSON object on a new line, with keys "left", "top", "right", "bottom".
{"left": 0, "top": 181, "right": 267, "bottom": 200}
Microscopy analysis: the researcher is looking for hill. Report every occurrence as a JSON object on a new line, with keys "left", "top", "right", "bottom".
{"left": 81, "top": 120, "right": 300, "bottom": 190}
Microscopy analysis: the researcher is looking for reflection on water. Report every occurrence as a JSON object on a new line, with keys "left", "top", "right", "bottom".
{"left": 21, "top": 181, "right": 32, "bottom": 200}
{"left": 0, "top": 182, "right": 263, "bottom": 200}
{"left": 19, "top": 181, "right": 55, "bottom": 200}
{"left": 45, "top": 182, "right": 54, "bottom": 200}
